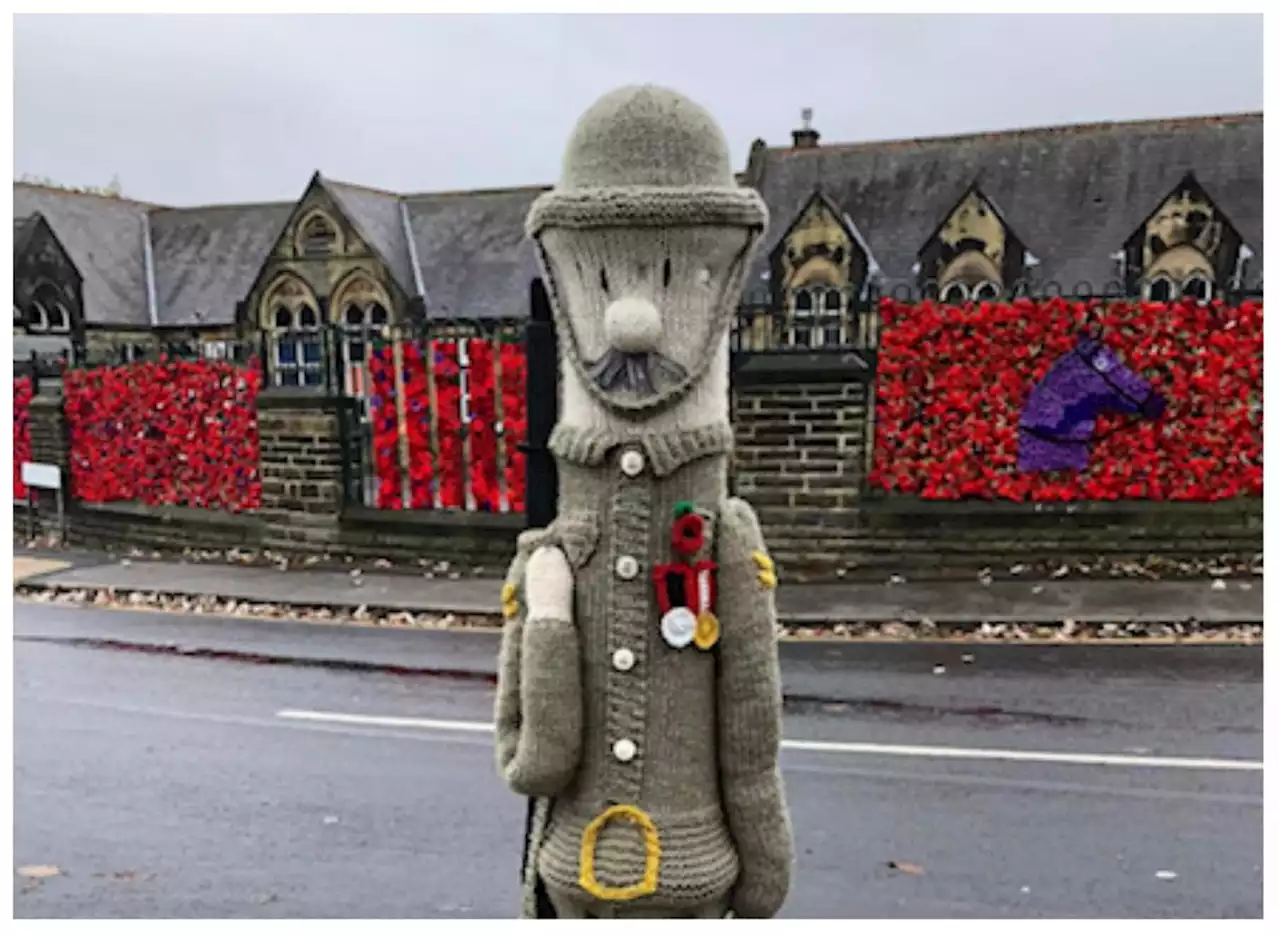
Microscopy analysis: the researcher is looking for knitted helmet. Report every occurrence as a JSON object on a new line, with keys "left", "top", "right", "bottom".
{"left": 527, "top": 86, "right": 768, "bottom": 418}
{"left": 526, "top": 85, "right": 767, "bottom": 235}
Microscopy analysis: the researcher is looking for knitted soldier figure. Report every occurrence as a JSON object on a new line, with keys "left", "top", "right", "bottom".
{"left": 494, "top": 85, "right": 793, "bottom": 920}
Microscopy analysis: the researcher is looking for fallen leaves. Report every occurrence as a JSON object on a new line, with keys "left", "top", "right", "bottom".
{"left": 887, "top": 860, "right": 925, "bottom": 876}
{"left": 93, "top": 870, "right": 156, "bottom": 883}
{"left": 17, "top": 865, "right": 61, "bottom": 879}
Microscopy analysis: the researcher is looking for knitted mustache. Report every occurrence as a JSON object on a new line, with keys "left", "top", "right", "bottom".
{"left": 586, "top": 348, "right": 688, "bottom": 396}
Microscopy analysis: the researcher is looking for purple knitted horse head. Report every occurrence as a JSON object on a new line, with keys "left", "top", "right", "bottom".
{"left": 1017, "top": 333, "right": 1166, "bottom": 473}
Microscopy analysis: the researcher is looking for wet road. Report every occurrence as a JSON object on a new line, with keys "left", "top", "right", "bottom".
{"left": 13, "top": 603, "right": 1263, "bottom": 918}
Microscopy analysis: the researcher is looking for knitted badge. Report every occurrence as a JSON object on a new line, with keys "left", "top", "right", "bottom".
{"left": 653, "top": 502, "right": 719, "bottom": 650}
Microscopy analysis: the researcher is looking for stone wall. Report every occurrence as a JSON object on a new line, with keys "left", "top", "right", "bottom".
{"left": 16, "top": 375, "right": 1263, "bottom": 582}
{"left": 729, "top": 358, "right": 1262, "bottom": 582}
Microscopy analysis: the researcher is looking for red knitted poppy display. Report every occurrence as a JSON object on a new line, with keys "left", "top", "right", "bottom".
{"left": 870, "top": 297, "right": 1262, "bottom": 502}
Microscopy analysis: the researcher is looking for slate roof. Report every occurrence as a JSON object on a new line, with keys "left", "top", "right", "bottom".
{"left": 13, "top": 214, "right": 38, "bottom": 258}
{"left": 404, "top": 185, "right": 548, "bottom": 319}
{"left": 148, "top": 201, "right": 294, "bottom": 327}
{"left": 13, "top": 112, "right": 1263, "bottom": 330}
{"left": 12, "top": 185, "right": 153, "bottom": 326}
{"left": 744, "top": 112, "right": 1264, "bottom": 293}
{"left": 323, "top": 177, "right": 417, "bottom": 296}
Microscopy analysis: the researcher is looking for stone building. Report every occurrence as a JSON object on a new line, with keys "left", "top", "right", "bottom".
{"left": 14, "top": 111, "right": 1263, "bottom": 364}
{"left": 10, "top": 110, "right": 1265, "bottom": 578}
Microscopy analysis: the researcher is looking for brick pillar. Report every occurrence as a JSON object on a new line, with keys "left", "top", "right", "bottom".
{"left": 731, "top": 361, "right": 874, "bottom": 580}
{"left": 24, "top": 385, "right": 71, "bottom": 535}
{"left": 256, "top": 391, "right": 346, "bottom": 553}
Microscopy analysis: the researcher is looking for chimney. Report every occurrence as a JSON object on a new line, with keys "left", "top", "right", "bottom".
{"left": 792, "top": 107, "right": 820, "bottom": 149}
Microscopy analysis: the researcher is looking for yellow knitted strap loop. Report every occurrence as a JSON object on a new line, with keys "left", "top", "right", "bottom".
{"left": 578, "top": 804, "right": 660, "bottom": 902}
{"left": 751, "top": 550, "right": 778, "bottom": 590}
{"left": 500, "top": 582, "right": 521, "bottom": 619}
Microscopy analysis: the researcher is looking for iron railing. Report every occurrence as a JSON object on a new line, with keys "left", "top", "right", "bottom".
{"left": 316, "top": 319, "right": 529, "bottom": 510}
{"left": 731, "top": 279, "right": 1264, "bottom": 354}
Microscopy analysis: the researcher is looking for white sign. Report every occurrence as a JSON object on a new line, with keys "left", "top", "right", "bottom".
{"left": 21, "top": 462, "right": 61, "bottom": 490}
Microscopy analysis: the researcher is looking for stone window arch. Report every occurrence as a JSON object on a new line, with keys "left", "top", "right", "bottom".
{"left": 1123, "top": 175, "right": 1242, "bottom": 301}
{"left": 1182, "top": 274, "right": 1212, "bottom": 304}
{"left": 261, "top": 273, "right": 324, "bottom": 387}
{"left": 30, "top": 282, "right": 71, "bottom": 333}
{"left": 1143, "top": 275, "right": 1173, "bottom": 302}
{"left": 330, "top": 270, "right": 394, "bottom": 396}
{"left": 295, "top": 210, "right": 342, "bottom": 257}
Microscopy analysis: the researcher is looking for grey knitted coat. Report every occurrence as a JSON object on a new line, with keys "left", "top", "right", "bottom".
{"left": 494, "top": 85, "right": 794, "bottom": 920}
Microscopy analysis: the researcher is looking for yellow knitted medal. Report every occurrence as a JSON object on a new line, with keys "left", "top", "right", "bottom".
{"left": 694, "top": 610, "right": 720, "bottom": 650}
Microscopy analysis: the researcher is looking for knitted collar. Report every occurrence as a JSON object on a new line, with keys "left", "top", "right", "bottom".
{"left": 549, "top": 422, "right": 734, "bottom": 478}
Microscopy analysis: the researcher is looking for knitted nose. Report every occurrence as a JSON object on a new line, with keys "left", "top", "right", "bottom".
{"left": 603, "top": 296, "right": 662, "bottom": 353}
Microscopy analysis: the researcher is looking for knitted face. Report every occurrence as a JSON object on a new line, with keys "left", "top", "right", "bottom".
{"left": 537, "top": 223, "right": 757, "bottom": 417}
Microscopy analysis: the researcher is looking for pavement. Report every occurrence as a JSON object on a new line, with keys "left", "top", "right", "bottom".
{"left": 11, "top": 547, "right": 1264, "bottom": 625}
{"left": 13, "top": 600, "right": 1263, "bottom": 918}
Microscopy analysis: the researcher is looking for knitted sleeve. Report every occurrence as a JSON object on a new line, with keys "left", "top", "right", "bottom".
{"left": 716, "top": 497, "right": 794, "bottom": 919}
{"left": 494, "top": 529, "right": 584, "bottom": 798}
{"left": 493, "top": 538, "right": 532, "bottom": 781}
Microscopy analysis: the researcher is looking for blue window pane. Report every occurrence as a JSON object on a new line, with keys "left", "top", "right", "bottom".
{"left": 302, "top": 340, "right": 323, "bottom": 364}
{"left": 277, "top": 343, "right": 298, "bottom": 364}
{"left": 303, "top": 369, "right": 324, "bottom": 387}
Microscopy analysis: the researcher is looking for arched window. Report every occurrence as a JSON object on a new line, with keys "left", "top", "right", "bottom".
{"left": 299, "top": 213, "right": 338, "bottom": 256}
{"left": 262, "top": 275, "right": 324, "bottom": 387}
{"left": 821, "top": 288, "right": 845, "bottom": 347}
{"left": 30, "top": 283, "right": 70, "bottom": 333}
{"left": 1144, "top": 276, "right": 1176, "bottom": 302}
{"left": 789, "top": 288, "right": 815, "bottom": 348}
{"left": 940, "top": 282, "right": 970, "bottom": 305}
{"left": 331, "top": 272, "right": 395, "bottom": 397}
{"left": 972, "top": 280, "right": 1001, "bottom": 301}
{"left": 1183, "top": 275, "right": 1212, "bottom": 304}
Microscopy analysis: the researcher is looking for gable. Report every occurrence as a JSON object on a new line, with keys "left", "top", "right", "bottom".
{"left": 747, "top": 113, "right": 1263, "bottom": 296}
{"left": 239, "top": 173, "right": 409, "bottom": 323}
{"left": 13, "top": 184, "right": 152, "bottom": 326}
{"left": 1121, "top": 174, "right": 1245, "bottom": 292}
{"left": 766, "top": 190, "right": 872, "bottom": 305}
{"left": 917, "top": 185, "right": 1028, "bottom": 292}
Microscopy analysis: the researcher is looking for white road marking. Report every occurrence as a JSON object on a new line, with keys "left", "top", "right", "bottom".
{"left": 274, "top": 709, "right": 1262, "bottom": 773}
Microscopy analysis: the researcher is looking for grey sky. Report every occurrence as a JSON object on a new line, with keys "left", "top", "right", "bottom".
{"left": 14, "top": 13, "right": 1263, "bottom": 207}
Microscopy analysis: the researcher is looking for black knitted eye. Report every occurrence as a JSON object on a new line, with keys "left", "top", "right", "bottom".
{"left": 663, "top": 258, "right": 672, "bottom": 289}
{"left": 599, "top": 268, "right": 610, "bottom": 295}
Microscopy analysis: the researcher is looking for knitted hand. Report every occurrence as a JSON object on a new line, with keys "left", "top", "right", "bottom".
{"left": 524, "top": 545, "right": 574, "bottom": 623}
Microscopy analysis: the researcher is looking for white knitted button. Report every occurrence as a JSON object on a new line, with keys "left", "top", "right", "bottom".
{"left": 612, "top": 648, "right": 636, "bottom": 672}
{"left": 620, "top": 449, "right": 645, "bottom": 477}
{"left": 615, "top": 555, "right": 639, "bottom": 580}
{"left": 613, "top": 738, "right": 637, "bottom": 763}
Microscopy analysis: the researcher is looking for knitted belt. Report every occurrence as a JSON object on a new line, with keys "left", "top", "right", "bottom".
{"left": 578, "top": 803, "right": 661, "bottom": 901}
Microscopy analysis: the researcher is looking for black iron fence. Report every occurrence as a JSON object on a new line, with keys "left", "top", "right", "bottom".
{"left": 732, "top": 279, "right": 1264, "bottom": 354}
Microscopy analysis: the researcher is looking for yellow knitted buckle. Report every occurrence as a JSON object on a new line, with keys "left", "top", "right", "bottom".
{"left": 578, "top": 804, "right": 660, "bottom": 902}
